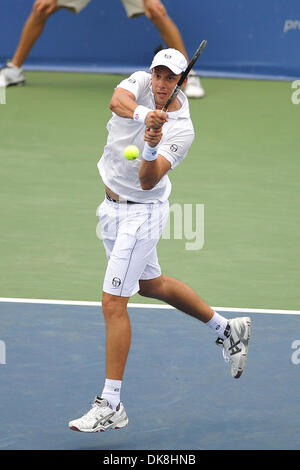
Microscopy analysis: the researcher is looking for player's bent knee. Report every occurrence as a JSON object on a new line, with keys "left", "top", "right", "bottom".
{"left": 138, "top": 276, "right": 165, "bottom": 298}
{"left": 138, "top": 285, "right": 155, "bottom": 298}
{"left": 138, "top": 288, "right": 148, "bottom": 298}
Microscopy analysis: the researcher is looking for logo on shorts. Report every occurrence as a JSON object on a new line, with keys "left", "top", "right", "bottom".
{"left": 112, "top": 277, "right": 121, "bottom": 288}
{"left": 170, "top": 144, "right": 178, "bottom": 152}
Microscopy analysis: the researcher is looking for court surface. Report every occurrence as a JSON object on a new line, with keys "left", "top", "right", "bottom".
{"left": 1, "top": 72, "right": 299, "bottom": 452}
{"left": 1, "top": 299, "right": 299, "bottom": 450}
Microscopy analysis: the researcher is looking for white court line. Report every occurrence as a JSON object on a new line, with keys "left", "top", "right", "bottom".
{"left": 0, "top": 297, "right": 299, "bottom": 315}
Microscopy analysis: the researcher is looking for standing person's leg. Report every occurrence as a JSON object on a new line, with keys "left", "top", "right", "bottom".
{"left": 0, "top": 0, "right": 91, "bottom": 86}
{"left": 144, "top": 0, "right": 205, "bottom": 98}
{"left": 0, "top": 1, "right": 60, "bottom": 86}
{"left": 120, "top": 0, "right": 205, "bottom": 98}
{"left": 144, "top": 0, "right": 189, "bottom": 61}
{"left": 12, "top": 4, "right": 60, "bottom": 69}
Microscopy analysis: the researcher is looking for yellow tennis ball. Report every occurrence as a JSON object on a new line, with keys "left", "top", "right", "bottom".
{"left": 124, "top": 145, "right": 139, "bottom": 160}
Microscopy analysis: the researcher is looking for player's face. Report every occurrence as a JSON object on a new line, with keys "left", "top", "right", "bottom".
{"left": 151, "top": 66, "right": 181, "bottom": 109}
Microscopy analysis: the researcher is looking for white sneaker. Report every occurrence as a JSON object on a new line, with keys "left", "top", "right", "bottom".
{"left": 216, "top": 317, "right": 252, "bottom": 379}
{"left": 69, "top": 397, "right": 129, "bottom": 432}
{"left": 184, "top": 71, "right": 205, "bottom": 98}
{"left": 0, "top": 62, "right": 26, "bottom": 87}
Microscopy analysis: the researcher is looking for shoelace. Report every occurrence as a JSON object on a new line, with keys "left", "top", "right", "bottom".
{"left": 82, "top": 402, "right": 102, "bottom": 419}
{"left": 82, "top": 399, "right": 108, "bottom": 418}
{"left": 80, "top": 403, "right": 115, "bottom": 428}
{"left": 221, "top": 347, "right": 230, "bottom": 363}
{"left": 216, "top": 338, "right": 230, "bottom": 363}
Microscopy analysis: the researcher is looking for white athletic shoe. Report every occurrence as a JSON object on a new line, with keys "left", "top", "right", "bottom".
{"left": 0, "top": 62, "right": 26, "bottom": 87}
{"left": 184, "top": 70, "right": 205, "bottom": 98}
{"left": 216, "top": 317, "right": 252, "bottom": 379}
{"left": 68, "top": 396, "right": 129, "bottom": 433}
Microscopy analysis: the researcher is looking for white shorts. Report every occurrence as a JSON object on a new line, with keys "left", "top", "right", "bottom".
{"left": 57, "top": 0, "right": 145, "bottom": 17}
{"left": 57, "top": 0, "right": 91, "bottom": 13}
{"left": 98, "top": 197, "right": 169, "bottom": 297}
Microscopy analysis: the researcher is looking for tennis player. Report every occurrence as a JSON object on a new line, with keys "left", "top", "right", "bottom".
{"left": 68, "top": 48, "right": 251, "bottom": 433}
{"left": 0, "top": 0, "right": 204, "bottom": 98}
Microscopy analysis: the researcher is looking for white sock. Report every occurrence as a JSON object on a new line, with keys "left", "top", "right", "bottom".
{"left": 206, "top": 311, "right": 230, "bottom": 340}
{"left": 101, "top": 379, "right": 122, "bottom": 410}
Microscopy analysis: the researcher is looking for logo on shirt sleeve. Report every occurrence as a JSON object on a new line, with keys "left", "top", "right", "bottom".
{"left": 170, "top": 144, "right": 178, "bottom": 152}
{"left": 128, "top": 78, "right": 136, "bottom": 84}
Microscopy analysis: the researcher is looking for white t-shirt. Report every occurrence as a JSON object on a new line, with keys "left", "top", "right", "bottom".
{"left": 97, "top": 71, "right": 195, "bottom": 203}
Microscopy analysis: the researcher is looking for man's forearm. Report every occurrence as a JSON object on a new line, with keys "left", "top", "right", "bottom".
{"left": 139, "top": 158, "right": 161, "bottom": 190}
{"left": 138, "top": 126, "right": 170, "bottom": 190}
{"left": 109, "top": 92, "right": 138, "bottom": 118}
{"left": 139, "top": 152, "right": 171, "bottom": 190}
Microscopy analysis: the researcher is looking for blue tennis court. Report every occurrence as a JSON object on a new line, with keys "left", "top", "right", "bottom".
{"left": 1, "top": 300, "right": 299, "bottom": 450}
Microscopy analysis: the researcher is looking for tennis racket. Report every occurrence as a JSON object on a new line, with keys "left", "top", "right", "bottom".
{"left": 162, "top": 40, "right": 208, "bottom": 112}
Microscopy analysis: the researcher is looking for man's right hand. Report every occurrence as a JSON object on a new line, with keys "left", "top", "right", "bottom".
{"left": 145, "top": 109, "right": 168, "bottom": 129}
{"left": 144, "top": 127, "right": 163, "bottom": 148}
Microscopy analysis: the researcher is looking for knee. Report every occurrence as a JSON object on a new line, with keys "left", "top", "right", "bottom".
{"left": 146, "top": 2, "right": 168, "bottom": 23}
{"left": 32, "top": 2, "right": 54, "bottom": 21}
{"left": 101, "top": 293, "right": 127, "bottom": 320}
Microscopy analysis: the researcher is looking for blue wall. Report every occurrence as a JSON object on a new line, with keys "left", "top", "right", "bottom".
{"left": 0, "top": 0, "right": 299, "bottom": 79}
